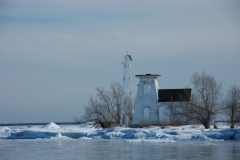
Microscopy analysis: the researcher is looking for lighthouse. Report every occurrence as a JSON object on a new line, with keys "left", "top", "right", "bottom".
{"left": 132, "top": 74, "right": 161, "bottom": 127}
{"left": 132, "top": 74, "right": 191, "bottom": 128}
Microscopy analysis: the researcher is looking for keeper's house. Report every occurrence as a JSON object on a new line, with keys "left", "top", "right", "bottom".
{"left": 132, "top": 74, "right": 191, "bottom": 128}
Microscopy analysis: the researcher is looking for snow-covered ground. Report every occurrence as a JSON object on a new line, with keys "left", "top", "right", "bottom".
{"left": 0, "top": 122, "right": 239, "bottom": 141}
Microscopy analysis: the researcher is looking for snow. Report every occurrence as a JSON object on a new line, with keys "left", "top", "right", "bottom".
{"left": 41, "top": 122, "right": 60, "bottom": 129}
{"left": 0, "top": 122, "right": 239, "bottom": 141}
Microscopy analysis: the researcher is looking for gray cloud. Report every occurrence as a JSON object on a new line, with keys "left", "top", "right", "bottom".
{"left": 0, "top": 0, "right": 240, "bottom": 123}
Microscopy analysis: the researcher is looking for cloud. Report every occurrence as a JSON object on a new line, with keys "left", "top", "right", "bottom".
{"left": 0, "top": 0, "right": 240, "bottom": 123}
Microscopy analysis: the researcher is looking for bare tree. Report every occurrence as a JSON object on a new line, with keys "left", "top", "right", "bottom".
{"left": 175, "top": 72, "right": 222, "bottom": 129}
{"left": 122, "top": 96, "right": 135, "bottom": 127}
{"left": 80, "top": 82, "right": 133, "bottom": 128}
{"left": 221, "top": 85, "right": 240, "bottom": 128}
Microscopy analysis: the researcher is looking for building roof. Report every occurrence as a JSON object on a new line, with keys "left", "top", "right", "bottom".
{"left": 135, "top": 74, "right": 161, "bottom": 78}
{"left": 158, "top": 89, "right": 191, "bottom": 102}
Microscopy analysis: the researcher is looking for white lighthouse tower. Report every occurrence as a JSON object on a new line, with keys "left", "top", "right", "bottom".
{"left": 132, "top": 74, "right": 161, "bottom": 127}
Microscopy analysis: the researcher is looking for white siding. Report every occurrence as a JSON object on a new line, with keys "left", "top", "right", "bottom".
{"left": 159, "top": 105, "right": 169, "bottom": 123}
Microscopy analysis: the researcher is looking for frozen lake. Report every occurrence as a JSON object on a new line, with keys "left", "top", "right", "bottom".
{"left": 0, "top": 139, "right": 240, "bottom": 160}
{"left": 1, "top": 123, "right": 240, "bottom": 159}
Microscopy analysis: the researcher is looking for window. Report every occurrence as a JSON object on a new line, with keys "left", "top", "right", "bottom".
{"left": 144, "top": 107, "right": 150, "bottom": 118}
{"left": 144, "top": 84, "right": 150, "bottom": 94}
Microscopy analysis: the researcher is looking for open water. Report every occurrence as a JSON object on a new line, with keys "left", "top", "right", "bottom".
{"left": 0, "top": 139, "right": 240, "bottom": 160}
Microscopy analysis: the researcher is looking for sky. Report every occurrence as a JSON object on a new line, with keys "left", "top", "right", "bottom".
{"left": 0, "top": 0, "right": 240, "bottom": 123}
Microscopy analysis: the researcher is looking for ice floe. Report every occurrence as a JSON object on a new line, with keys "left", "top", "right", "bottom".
{"left": 0, "top": 123, "right": 239, "bottom": 141}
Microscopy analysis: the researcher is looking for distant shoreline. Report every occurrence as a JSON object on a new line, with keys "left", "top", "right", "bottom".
{"left": 0, "top": 122, "right": 83, "bottom": 126}
{"left": 0, "top": 120, "right": 230, "bottom": 127}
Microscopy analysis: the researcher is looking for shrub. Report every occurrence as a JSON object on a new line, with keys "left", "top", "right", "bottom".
{"left": 139, "top": 119, "right": 152, "bottom": 128}
{"left": 172, "top": 120, "right": 182, "bottom": 126}
{"left": 160, "top": 120, "right": 168, "bottom": 129}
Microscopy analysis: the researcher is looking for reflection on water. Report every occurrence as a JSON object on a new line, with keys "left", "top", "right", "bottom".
{"left": 0, "top": 139, "right": 240, "bottom": 160}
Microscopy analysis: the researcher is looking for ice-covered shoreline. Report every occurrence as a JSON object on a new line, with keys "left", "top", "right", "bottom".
{"left": 0, "top": 122, "right": 240, "bottom": 141}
